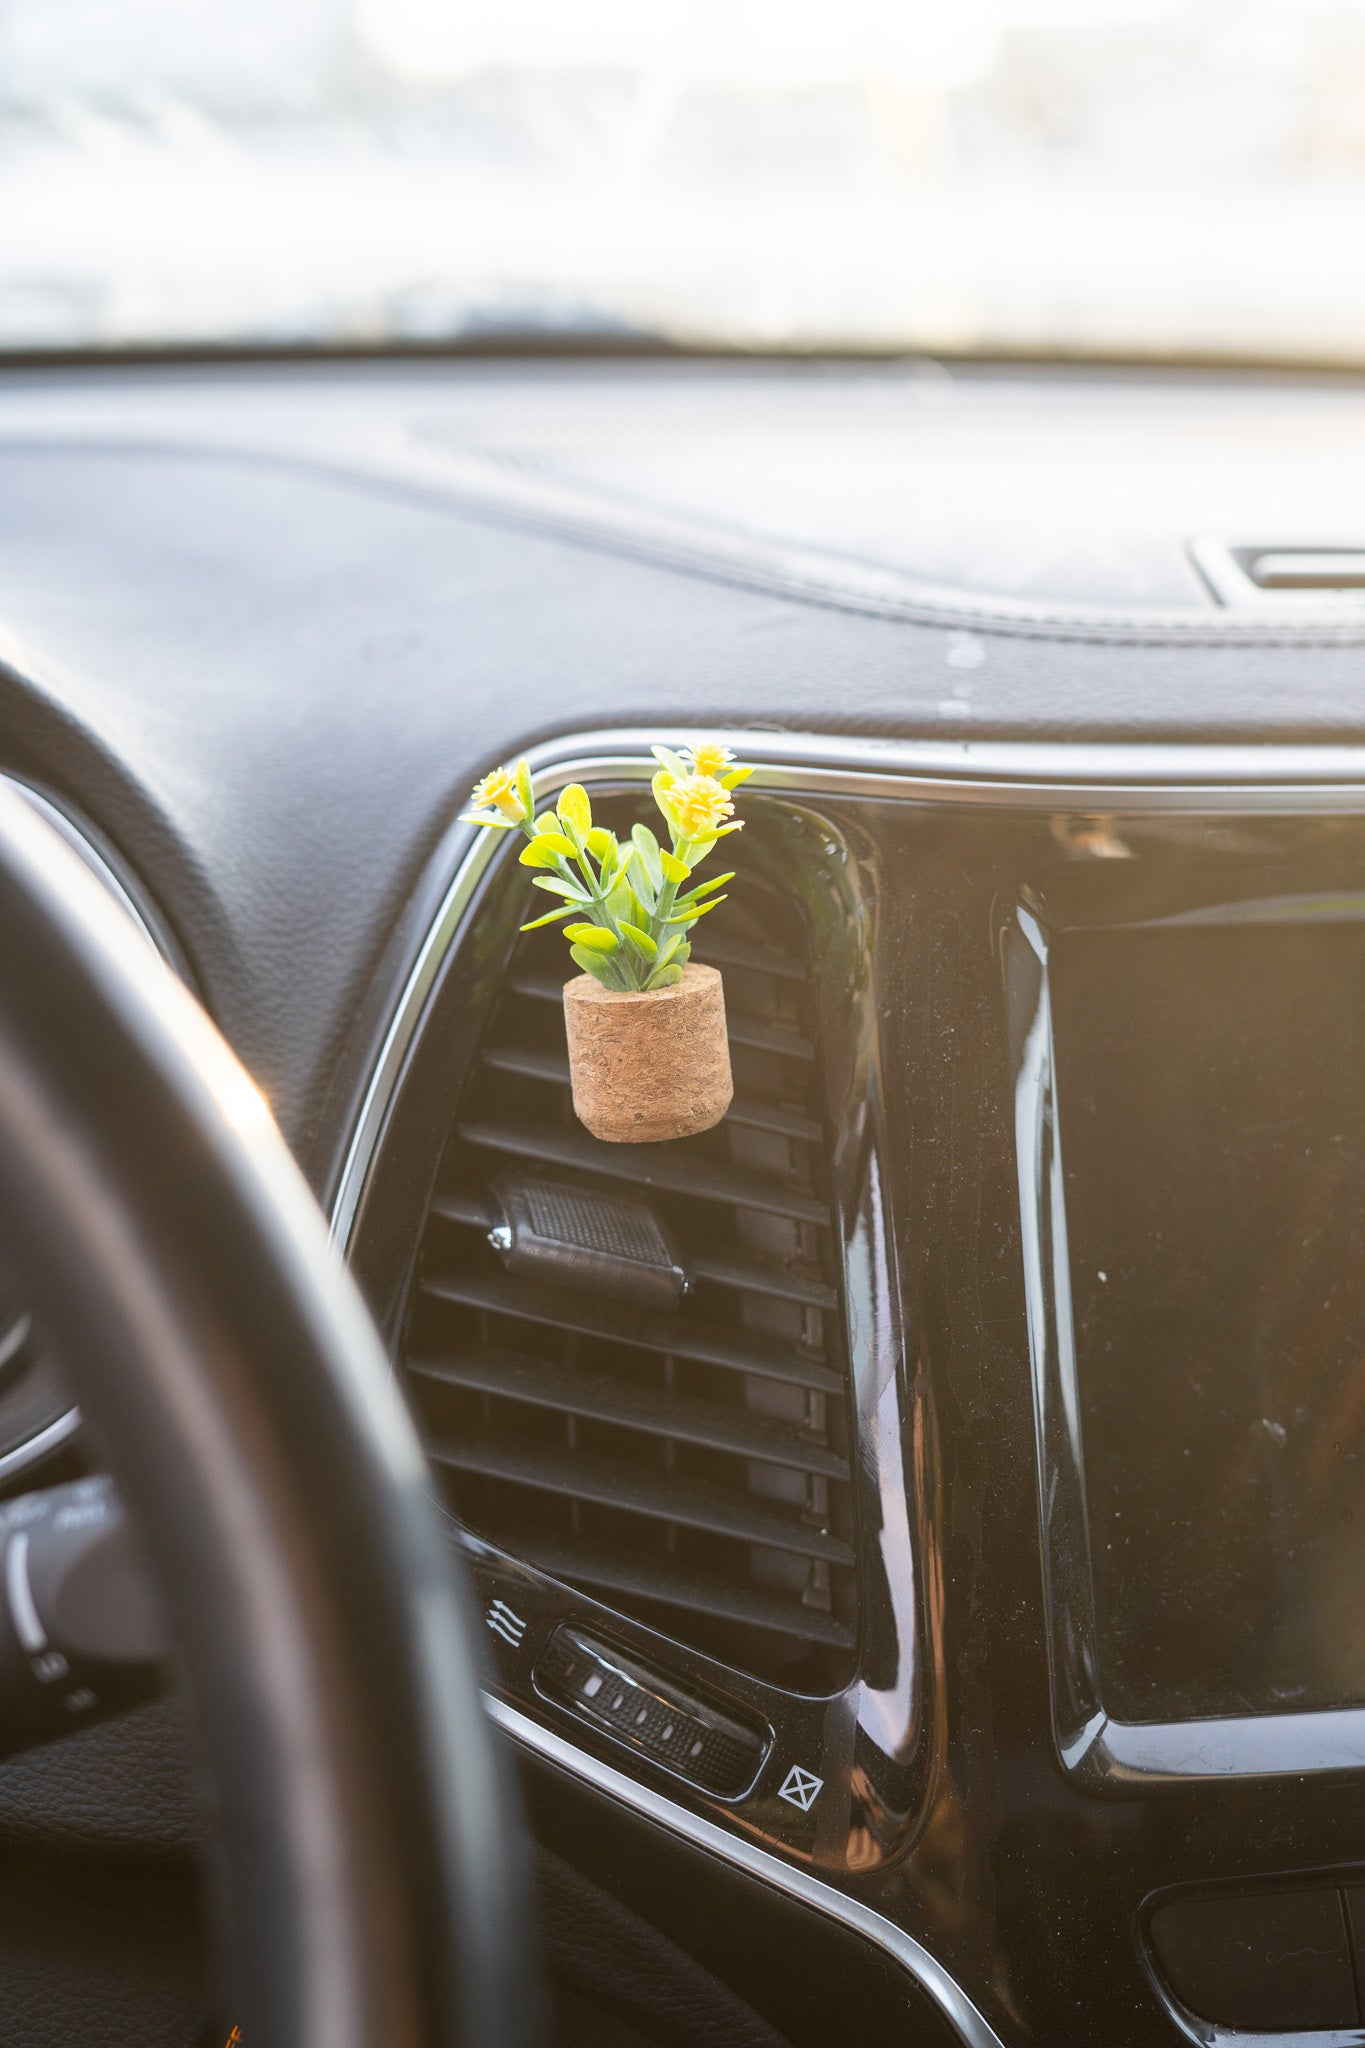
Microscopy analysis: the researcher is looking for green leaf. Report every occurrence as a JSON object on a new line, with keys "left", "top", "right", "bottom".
{"left": 646, "top": 963, "right": 684, "bottom": 990}
{"left": 686, "top": 836, "right": 718, "bottom": 863}
{"left": 564, "top": 924, "right": 619, "bottom": 953}
{"left": 660, "top": 850, "right": 690, "bottom": 884}
{"left": 519, "top": 835, "right": 573, "bottom": 867}
{"left": 598, "top": 840, "right": 631, "bottom": 892}
{"left": 557, "top": 783, "right": 593, "bottom": 836}
{"left": 712, "top": 821, "right": 744, "bottom": 837}
{"left": 676, "top": 870, "right": 735, "bottom": 906}
{"left": 650, "top": 745, "right": 689, "bottom": 780}
{"left": 519, "top": 905, "right": 575, "bottom": 931}
{"left": 619, "top": 921, "right": 658, "bottom": 957}
{"left": 655, "top": 934, "right": 682, "bottom": 970}
{"left": 458, "top": 810, "right": 517, "bottom": 831}
{"left": 532, "top": 876, "right": 591, "bottom": 902}
{"left": 721, "top": 765, "right": 753, "bottom": 789}
{"left": 605, "top": 878, "right": 635, "bottom": 922}
{"left": 532, "top": 810, "right": 560, "bottom": 836}
{"left": 570, "top": 944, "right": 619, "bottom": 986}
{"left": 666, "top": 895, "right": 725, "bottom": 923}
{"left": 651, "top": 770, "right": 680, "bottom": 823}
{"left": 515, "top": 758, "right": 534, "bottom": 820}
{"left": 631, "top": 822, "right": 664, "bottom": 891}
{"left": 585, "top": 826, "right": 614, "bottom": 858}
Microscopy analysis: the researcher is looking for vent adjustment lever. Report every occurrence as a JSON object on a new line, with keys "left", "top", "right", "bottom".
{"left": 488, "top": 1175, "right": 690, "bottom": 1310}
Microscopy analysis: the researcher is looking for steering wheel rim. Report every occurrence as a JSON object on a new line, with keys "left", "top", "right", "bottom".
{"left": 0, "top": 788, "right": 535, "bottom": 2048}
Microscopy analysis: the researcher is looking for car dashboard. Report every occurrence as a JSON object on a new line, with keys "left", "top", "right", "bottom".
{"left": 2, "top": 356, "right": 1365, "bottom": 2048}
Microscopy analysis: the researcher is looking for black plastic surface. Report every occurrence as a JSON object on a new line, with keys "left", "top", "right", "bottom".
{"left": 1148, "top": 1886, "right": 1357, "bottom": 2031}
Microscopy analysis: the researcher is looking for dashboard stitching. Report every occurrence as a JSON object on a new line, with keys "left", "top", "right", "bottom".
{"left": 6, "top": 427, "right": 1365, "bottom": 651}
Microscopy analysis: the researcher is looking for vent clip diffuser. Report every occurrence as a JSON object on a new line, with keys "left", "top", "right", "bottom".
{"left": 488, "top": 1175, "right": 690, "bottom": 1311}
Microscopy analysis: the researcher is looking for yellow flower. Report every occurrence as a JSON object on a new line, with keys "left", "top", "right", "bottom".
{"left": 668, "top": 773, "right": 736, "bottom": 838}
{"left": 470, "top": 764, "right": 526, "bottom": 824}
{"left": 683, "top": 741, "right": 735, "bottom": 779}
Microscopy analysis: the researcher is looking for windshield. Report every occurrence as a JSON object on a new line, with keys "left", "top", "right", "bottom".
{"left": 7, "top": 0, "right": 1365, "bottom": 362}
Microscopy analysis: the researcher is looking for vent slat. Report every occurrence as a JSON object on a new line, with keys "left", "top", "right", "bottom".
{"left": 694, "top": 1251, "right": 836, "bottom": 1311}
{"left": 410, "top": 1347, "right": 848, "bottom": 1478}
{"left": 431, "top": 1188, "right": 491, "bottom": 1230}
{"left": 510, "top": 1536, "right": 855, "bottom": 1650}
{"left": 420, "top": 1267, "right": 842, "bottom": 1394}
{"left": 691, "top": 935, "right": 807, "bottom": 981}
{"left": 506, "top": 969, "right": 814, "bottom": 1059}
{"left": 429, "top": 1194, "right": 838, "bottom": 1310}
{"left": 458, "top": 1117, "right": 829, "bottom": 1224}
{"left": 726, "top": 1017, "right": 816, "bottom": 1061}
{"left": 480, "top": 1044, "right": 822, "bottom": 1142}
{"left": 427, "top": 1431, "right": 855, "bottom": 1565}
{"left": 397, "top": 818, "right": 859, "bottom": 1687}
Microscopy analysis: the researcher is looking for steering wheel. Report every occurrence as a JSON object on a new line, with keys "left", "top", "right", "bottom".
{"left": 0, "top": 788, "right": 536, "bottom": 2048}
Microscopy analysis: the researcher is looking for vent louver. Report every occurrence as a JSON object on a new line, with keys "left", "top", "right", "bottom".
{"left": 399, "top": 858, "right": 858, "bottom": 1691}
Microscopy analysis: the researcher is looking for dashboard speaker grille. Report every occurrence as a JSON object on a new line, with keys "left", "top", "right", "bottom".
{"left": 399, "top": 858, "right": 857, "bottom": 1690}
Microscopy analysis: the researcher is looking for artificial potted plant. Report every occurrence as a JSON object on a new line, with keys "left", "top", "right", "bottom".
{"left": 461, "top": 742, "right": 750, "bottom": 1142}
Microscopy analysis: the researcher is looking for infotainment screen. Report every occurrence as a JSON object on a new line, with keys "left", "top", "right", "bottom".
{"left": 1050, "top": 913, "right": 1365, "bottom": 1724}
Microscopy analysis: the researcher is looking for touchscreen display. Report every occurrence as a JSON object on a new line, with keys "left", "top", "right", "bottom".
{"left": 1051, "top": 916, "right": 1365, "bottom": 1723}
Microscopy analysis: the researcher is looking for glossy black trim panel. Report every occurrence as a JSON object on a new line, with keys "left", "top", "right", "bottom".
{"left": 489, "top": 1696, "right": 1008, "bottom": 2048}
{"left": 338, "top": 730, "right": 1365, "bottom": 2048}
{"left": 1008, "top": 881, "right": 1365, "bottom": 1789}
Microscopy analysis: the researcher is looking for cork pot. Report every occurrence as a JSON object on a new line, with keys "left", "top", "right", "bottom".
{"left": 562, "top": 962, "right": 733, "bottom": 1144}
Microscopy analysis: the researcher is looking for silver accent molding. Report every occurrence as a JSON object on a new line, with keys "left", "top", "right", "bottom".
{"left": 4, "top": 1531, "right": 44, "bottom": 1653}
{"left": 1189, "top": 536, "right": 1365, "bottom": 609}
{"left": 486, "top": 1696, "right": 1008, "bottom": 2048}
{"left": 329, "top": 725, "right": 1365, "bottom": 2045}
{"left": 0, "top": 1408, "right": 83, "bottom": 1485}
{"left": 330, "top": 725, "right": 1365, "bottom": 1256}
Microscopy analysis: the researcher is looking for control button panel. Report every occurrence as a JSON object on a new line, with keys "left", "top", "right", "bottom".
{"left": 535, "top": 1624, "right": 769, "bottom": 1800}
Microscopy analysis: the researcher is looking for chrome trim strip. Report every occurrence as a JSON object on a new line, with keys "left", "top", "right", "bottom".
{"left": 8, "top": 781, "right": 162, "bottom": 958}
{"left": 331, "top": 725, "right": 1365, "bottom": 2039}
{"left": 5, "top": 1531, "right": 44, "bottom": 1653}
{"left": 330, "top": 726, "right": 1365, "bottom": 1256}
{"left": 1189, "top": 535, "right": 1365, "bottom": 611}
{"left": 0, "top": 1407, "right": 82, "bottom": 1484}
{"left": 486, "top": 1696, "right": 1008, "bottom": 2048}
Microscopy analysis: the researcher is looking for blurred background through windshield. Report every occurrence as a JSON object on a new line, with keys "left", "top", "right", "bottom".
{"left": 4, "top": 0, "right": 1365, "bottom": 359}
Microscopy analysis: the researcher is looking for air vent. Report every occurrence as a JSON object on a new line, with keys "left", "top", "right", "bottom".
{"left": 1189, "top": 538, "right": 1365, "bottom": 605}
{"left": 398, "top": 858, "right": 858, "bottom": 1691}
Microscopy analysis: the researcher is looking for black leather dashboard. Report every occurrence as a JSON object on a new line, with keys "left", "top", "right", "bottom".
{"left": 2, "top": 361, "right": 1365, "bottom": 1201}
